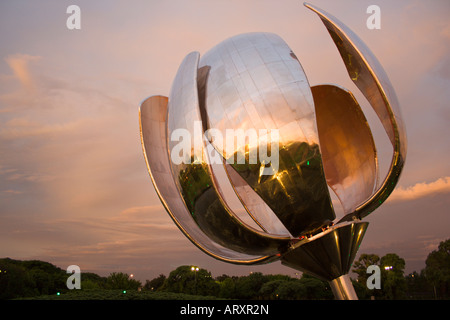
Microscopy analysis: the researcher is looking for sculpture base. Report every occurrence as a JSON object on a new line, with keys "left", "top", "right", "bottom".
{"left": 280, "top": 221, "right": 368, "bottom": 300}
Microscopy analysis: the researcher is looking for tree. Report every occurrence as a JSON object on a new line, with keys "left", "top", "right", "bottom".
{"left": 0, "top": 258, "right": 67, "bottom": 298}
{"left": 405, "top": 271, "right": 434, "bottom": 299}
{"left": 275, "top": 280, "right": 306, "bottom": 300}
{"left": 352, "top": 253, "right": 409, "bottom": 299}
{"left": 352, "top": 277, "right": 372, "bottom": 300}
{"left": 0, "top": 260, "right": 36, "bottom": 299}
{"left": 145, "top": 274, "right": 166, "bottom": 291}
{"left": 30, "top": 269, "right": 52, "bottom": 295}
{"left": 352, "top": 253, "right": 380, "bottom": 283}
{"left": 218, "top": 276, "right": 237, "bottom": 299}
{"left": 215, "top": 274, "right": 231, "bottom": 282}
{"left": 380, "top": 253, "right": 407, "bottom": 299}
{"left": 235, "top": 272, "right": 267, "bottom": 299}
{"left": 163, "top": 265, "right": 218, "bottom": 296}
{"left": 81, "top": 272, "right": 107, "bottom": 289}
{"left": 352, "top": 253, "right": 382, "bottom": 299}
{"left": 259, "top": 280, "right": 285, "bottom": 300}
{"left": 106, "top": 272, "right": 141, "bottom": 290}
{"left": 298, "top": 274, "right": 333, "bottom": 300}
{"left": 424, "top": 239, "right": 450, "bottom": 299}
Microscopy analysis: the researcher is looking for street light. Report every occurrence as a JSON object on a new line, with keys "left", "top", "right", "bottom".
{"left": 384, "top": 266, "right": 393, "bottom": 271}
{"left": 191, "top": 266, "right": 199, "bottom": 295}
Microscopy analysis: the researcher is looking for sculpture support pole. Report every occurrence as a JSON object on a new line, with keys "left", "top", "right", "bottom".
{"left": 329, "top": 274, "right": 358, "bottom": 300}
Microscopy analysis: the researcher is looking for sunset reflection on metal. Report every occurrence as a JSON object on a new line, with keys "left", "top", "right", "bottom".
{"left": 139, "top": 3, "right": 406, "bottom": 300}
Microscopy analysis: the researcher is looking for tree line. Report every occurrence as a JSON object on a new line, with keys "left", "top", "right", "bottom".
{"left": 1, "top": 239, "right": 448, "bottom": 300}
{"left": 146, "top": 266, "right": 334, "bottom": 300}
{"left": 0, "top": 259, "right": 142, "bottom": 299}
{"left": 352, "top": 239, "right": 449, "bottom": 299}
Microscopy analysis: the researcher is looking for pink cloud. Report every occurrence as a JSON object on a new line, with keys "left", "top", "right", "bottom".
{"left": 4, "top": 53, "right": 41, "bottom": 90}
{"left": 388, "top": 177, "right": 450, "bottom": 202}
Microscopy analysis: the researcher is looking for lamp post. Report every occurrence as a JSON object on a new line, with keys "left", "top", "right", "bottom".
{"left": 191, "top": 266, "right": 199, "bottom": 295}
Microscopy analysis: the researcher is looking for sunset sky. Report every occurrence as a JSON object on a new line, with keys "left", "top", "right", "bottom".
{"left": 1, "top": 0, "right": 449, "bottom": 282}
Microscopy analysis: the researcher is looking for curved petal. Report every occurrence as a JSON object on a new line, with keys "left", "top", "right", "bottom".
{"left": 139, "top": 95, "right": 276, "bottom": 264}
{"left": 305, "top": 3, "right": 407, "bottom": 221}
{"left": 223, "top": 162, "right": 292, "bottom": 237}
{"left": 198, "top": 32, "right": 335, "bottom": 236}
{"left": 166, "top": 52, "right": 290, "bottom": 256}
{"left": 312, "top": 84, "right": 377, "bottom": 214}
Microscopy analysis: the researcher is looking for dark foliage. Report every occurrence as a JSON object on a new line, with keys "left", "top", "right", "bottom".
{"left": 2, "top": 238, "right": 449, "bottom": 300}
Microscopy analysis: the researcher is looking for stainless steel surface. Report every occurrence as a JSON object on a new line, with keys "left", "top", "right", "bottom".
{"left": 166, "top": 51, "right": 290, "bottom": 256}
{"left": 140, "top": 95, "right": 277, "bottom": 264}
{"left": 140, "top": 3, "right": 407, "bottom": 300}
{"left": 312, "top": 84, "right": 377, "bottom": 214}
{"left": 330, "top": 274, "right": 359, "bottom": 300}
{"left": 198, "top": 32, "right": 335, "bottom": 237}
{"left": 224, "top": 162, "right": 292, "bottom": 237}
{"left": 305, "top": 3, "right": 407, "bottom": 222}
{"left": 280, "top": 221, "right": 368, "bottom": 281}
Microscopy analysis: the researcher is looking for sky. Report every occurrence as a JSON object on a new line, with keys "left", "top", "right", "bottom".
{"left": 0, "top": 0, "right": 449, "bottom": 283}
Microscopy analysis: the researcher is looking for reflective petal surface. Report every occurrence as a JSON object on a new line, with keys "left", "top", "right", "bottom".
{"left": 224, "top": 162, "right": 292, "bottom": 237}
{"left": 140, "top": 96, "right": 276, "bottom": 264}
{"left": 166, "top": 52, "right": 290, "bottom": 256}
{"left": 305, "top": 3, "right": 407, "bottom": 221}
{"left": 312, "top": 84, "right": 377, "bottom": 214}
{"left": 198, "top": 32, "right": 335, "bottom": 236}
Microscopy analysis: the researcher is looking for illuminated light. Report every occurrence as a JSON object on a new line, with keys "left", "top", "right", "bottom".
{"left": 306, "top": 160, "right": 310, "bottom": 166}
{"left": 123, "top": 290, "right": 127, "bottom": 294}
{"left": 57, "top": 292, "right": 60, "bottom": 296}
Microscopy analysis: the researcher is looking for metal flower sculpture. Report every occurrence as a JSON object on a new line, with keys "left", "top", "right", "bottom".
{"left": 139, "top": 3, "right": 406, "bottom": 299}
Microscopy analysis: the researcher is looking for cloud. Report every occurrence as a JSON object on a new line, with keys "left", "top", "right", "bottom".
{"left": 388, "top": 176, "right": 450, "bottom": 202}
{"left": 0, "top": 117, "right": 87, "bottom": 140}
{"left": 2, "top": 189, "right": 23, "bottom": 195}
{"left": 118, "top": 205, "right": 162, "bottom": 218}
{"left": 4, "top": 54, "right": 41, "bottom": 90}
{"left": 417, "top": 235, "right": 447, "bottom": 253}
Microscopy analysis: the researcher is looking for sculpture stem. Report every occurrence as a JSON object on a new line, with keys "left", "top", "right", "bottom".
{"left": 329, "top": 274, "right": 358, "bottom": 300}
